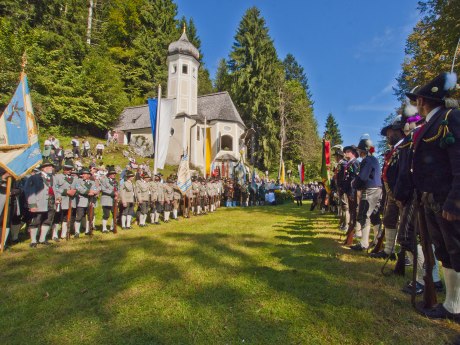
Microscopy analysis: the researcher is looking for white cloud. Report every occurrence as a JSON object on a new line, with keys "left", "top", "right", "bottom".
{"left": 347, "top": 104, "right": 395, "bottom": 112}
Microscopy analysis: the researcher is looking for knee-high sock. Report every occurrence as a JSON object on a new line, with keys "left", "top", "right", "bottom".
{"left": 127, "top": 215, "right": 132, "bottom": 227}
{"left": 121, "top": 215, "right": 127, "bottom": 228}
{"left": 61, "top": 222, "right": 68, "bottom": 239}
{"left": 354, "top": 223, "right": 362, "bottom": 238}
{"left": 443, "top": 267, "right": 460, "bottom": 314}
{"left": 150, "top": 213, "right": 155, "bottom": 223}
{"left": 85, "top": 220, "right": 90, "bottom": 234}
{"left": 52, "top": 224, "right": 61, "bottom": 239}
{"left": 164, "top": 211, "right": 170, "bottom": 221}
{"left": 172, "top": 210, "right": 177, "bottom": 219}
{"left": 432, "top": 244, "right": 441, "bottom": 282}
{"left": 30, "top": 227, "right": 39, "bottom": 244}
{"left": 197, "top": 206, "right": 201, "bottom": 214}
{"left": 74, "top": 222, "right": 81, "bottom": 235}
{"left": 39, "top": 225, "right": 50, "bottom": 243}
{"left": 11, "top": 223, "right": 21, "bottom": 241}
{"left": 408, "top": 245, "right": 425, "bottom": 285}
{"left": 154, "top": 212, "right": 160, "bottom": 223}
{"left": 102, "top": 219, "right": 108, "bottom": 231}
{"left": 384, "top": 228, "right": 397, "bottom": 254}
{"left": 372, "top": 224, "right": 380, "bottom": 242}
{"left": 359, "top": 225, "right": 370, "bottom": 248}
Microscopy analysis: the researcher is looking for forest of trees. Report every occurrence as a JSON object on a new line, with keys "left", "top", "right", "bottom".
{"left": 0, "top": 1, "right": 321, "bottom": 174}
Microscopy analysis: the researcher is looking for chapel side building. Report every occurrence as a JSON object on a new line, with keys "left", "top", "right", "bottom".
{"left": 114, "top": 30, "right": 246, "bottom": 176}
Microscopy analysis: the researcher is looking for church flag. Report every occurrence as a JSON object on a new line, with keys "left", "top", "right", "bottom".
{"left": 147, "top": 98, "right": 158, "bottom": 147}
{"left": 321, "top": 139, "right": 331, "bottom": 193}
{"left": 0, "top": 73, "right": 42, "bottom": 179}
{"left": 280, "top": 160, "right": 285, "bottom": 184}
{"left": 205, "top": 127, "right": 212, "bottom": 176}
{"left": 298, "top": 163, "right": 305, "bottom": 184}
{"left": 177, "top": 153, "right": 192, "bottom": 193}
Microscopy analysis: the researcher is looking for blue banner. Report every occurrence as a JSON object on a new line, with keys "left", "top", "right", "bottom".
{"left": 147, "top": 98, "right": 158, "bottom": 149}
{"left": 0, "top": 73, "right": 42, "bottom": 179}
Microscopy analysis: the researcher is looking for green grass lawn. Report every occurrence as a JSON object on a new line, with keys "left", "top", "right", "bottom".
{"left": 1, "top": 203, "right": 459, "bottom": 345}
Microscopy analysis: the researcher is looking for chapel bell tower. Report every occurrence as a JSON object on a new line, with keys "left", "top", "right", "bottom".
{"left": 167, "top": 26, "right": 200, "bottom": 115}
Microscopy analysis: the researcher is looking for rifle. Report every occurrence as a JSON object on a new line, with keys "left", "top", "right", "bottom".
{"left": 417, "top": 194, "right": 437, "bottom": 309}
{"left": 66, "top": 198, "right": 72, "bottom": 241}
{"left": 88, "top": 196, "right": 94, "bottom": 236}
{"left": 112, "top": 196, "right": 118, "bottom": 234}
{"left": 343, "top": 193, "right": 357, "bottom": 245}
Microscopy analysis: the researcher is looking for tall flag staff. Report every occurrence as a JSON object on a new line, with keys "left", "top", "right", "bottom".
{"left": 0, "top": 53, "right": 42, "bottom": 252}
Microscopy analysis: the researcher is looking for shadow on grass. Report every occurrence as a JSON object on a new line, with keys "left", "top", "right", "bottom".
{"left": 0, "top": 203, "right": 459, "bottom": 345}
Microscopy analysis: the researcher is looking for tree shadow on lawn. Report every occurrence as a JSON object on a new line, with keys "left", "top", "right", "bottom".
{"left": 0, "top": 204, "right": 459, "bottom": 344}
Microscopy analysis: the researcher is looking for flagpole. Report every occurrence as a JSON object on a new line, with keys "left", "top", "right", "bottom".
{"left": 1, "top": 176, "right": 12, "bottom": 253}
{"left": 204, "top": 116, "right": 207, "bottom": 177}
{"left": 182, "top": 116, "right": 186, "bottom": 154}
{"left": 153, "top": 85, "right": 162, "bottom": 175}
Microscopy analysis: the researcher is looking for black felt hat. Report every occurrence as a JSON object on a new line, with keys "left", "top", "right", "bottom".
{"left": 126, "top": 171, "right": 135, "bottom": 178}
{"left": 406, "top": 72, "right": 458, "bottom": 103}
{"left": 107, "top": 165, "right": 117, "bottom": 175}
{"left": 380, "top": 115, "right": 405, "bottom": 136}
{"left": 343, "top": 145, "right": 358, "bottom": 157}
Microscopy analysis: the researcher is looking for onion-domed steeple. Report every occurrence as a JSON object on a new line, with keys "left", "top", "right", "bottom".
{"left": 168, "top": 27, "right": 200, "bottom": 61}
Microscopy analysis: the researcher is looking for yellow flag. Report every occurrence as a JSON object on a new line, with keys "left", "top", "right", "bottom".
{"left": 280, "top": 160, "right": 285, "bottom": 184}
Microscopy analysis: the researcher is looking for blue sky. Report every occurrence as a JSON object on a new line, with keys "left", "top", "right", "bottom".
{"left": 175, "top": 0, "right": 421, "bottom": 147}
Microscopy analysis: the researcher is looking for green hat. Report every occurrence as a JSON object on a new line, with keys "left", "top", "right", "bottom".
{"left": 107, "top": 165, "right": 117, "bottom": 175}
{"left": 80, "top": 167, "right": 91, "bottom": 174}
{"left": 63, "top": 159, "right": 74, "bottom": 169}
{"left": 40, "top": 157, "right": 55, "bottom": 169}
{"left": 126, "top": 171, "right": 135, "bottom": 178}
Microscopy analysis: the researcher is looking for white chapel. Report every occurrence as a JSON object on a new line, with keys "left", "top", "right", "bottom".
{"left": 114, "top": 29, "right": 246, "bottom": 176}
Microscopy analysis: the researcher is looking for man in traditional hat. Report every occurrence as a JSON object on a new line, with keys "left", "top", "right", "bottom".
{"left": 74, "top": 167, "right": 99, "bottom": 237}
{"left": 199, "top": 178, "right": 208, "bottom": 214}
{"left": 342, "top": 145, "right": 360, "bottom": 244}
{"left": 53, "top": 160, "right": 78, "bottom": 240}
{"left": 369, "top": 116, "right": 406, "bottom": 260}
{"left": 332, "top": 145, "right": 347, "bottom": 229}
{"left": 163, "top": 177, "right": 174, "bottom": 222}
{"left": 172, "top": 177, "right": 182, "bottom": 220}
{"left": 407, "top": 72, "right": 460, "bottom": 320}
{"left": 191, "top": 176, "right": 201, "bottom": 214}
{"left": 24, "top": 158, "right": 57, "bottom": 247}
{"left": 99, "top": 165, "right": 118, "bottom": 232}
{"left": 135, "top": 172, "right": 150, "bottom": 227}
{"left": 120, "top": 171, "right": 135, "bottom": 229}
{"left": 350, "top": 136, "right": 382, "bottom": 251}
{"left": 149, "top": 173, "right": 163, "bottom": 225}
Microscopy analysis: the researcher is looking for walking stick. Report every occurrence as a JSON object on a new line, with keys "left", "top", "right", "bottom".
{"left": 1, "top": 176, "right": 12, "bottom": 253}
{"left": 112, "top": 196, "right": 118, "bottom": 234}
{"left": 88, "top": 197, "right": 94, "bottom": 236}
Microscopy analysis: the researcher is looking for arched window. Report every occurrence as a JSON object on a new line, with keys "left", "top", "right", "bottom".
{"left": 221, "top": 135, "right": 233, "bottom": 151}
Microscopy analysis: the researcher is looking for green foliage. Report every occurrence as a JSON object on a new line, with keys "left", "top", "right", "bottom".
{"left": 214, "top": 58, "right": 231, "bottom": 92}
{"left": 396, "top": 0, "right": 460, "bottom": 100}
{"left": 323, "top": 113, "right": 343, "bottom": 147}
{"left": 228, "top": 7, "right": 284, "bottom": 170}
{"left": 283, "top": 53, "right": 313, "bottom": 99}
{"left": 274, "top": 189, "right": 294, "bottom": 204}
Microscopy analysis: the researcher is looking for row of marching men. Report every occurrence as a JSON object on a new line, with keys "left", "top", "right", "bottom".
{"left": 0, "top": 159, "right": 223, "bottom": 249}
{"left": 329, "top": 72, "right": 460, "bottom": 322}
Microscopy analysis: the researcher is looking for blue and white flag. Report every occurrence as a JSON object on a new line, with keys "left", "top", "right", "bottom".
{"left": 177, "top": 153, "right": 192, "bottom": 193}
{"left": 0, "top": 73, "right": 42, "bottom": 179}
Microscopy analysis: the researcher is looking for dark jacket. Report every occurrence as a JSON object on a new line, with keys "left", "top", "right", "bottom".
{"left": 413, "top": 107, "right": 460, "bottom": 215}
{"left": 393, "top": 134, "right": 415, "bottom": 204}
{"left": 353, "top": 155, "right": 382, "bottom": 190}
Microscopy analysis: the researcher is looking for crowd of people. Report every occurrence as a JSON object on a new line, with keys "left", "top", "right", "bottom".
{"left": 0, "top": 148, "right": 289, "bottom": 250}
{"left": 1, "top": 72, "right": 459, "bottom": 323}
{"left": 308, "top": 72, "right": 459, "bottom": 322}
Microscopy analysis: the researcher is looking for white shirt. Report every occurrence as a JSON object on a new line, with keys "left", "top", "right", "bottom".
{"left": 96, "top": 144, "right": 104, "bottom": 150}
{"left": 425, "top": 106, "right": 442, "bottom": 123}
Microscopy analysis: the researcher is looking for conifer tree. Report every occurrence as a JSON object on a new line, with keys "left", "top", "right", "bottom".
{"left": 323, "top": 113, "right": 342, "bottom": 147}
{"left": 228, "top": 7, "right": 284, "bottom": 169}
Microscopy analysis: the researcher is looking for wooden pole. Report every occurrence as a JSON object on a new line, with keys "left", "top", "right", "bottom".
{"left": 1, "top": 176, "right": 12, "bottom": 253}
{"left": 153, "top": 85, "right": 162, "bottom": 175}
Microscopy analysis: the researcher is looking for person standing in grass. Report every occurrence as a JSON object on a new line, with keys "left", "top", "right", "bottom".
{"left": 53, "top": 160, "right": 77, "bottom": 240}
{"left": 135, "top": 172, "right": 150, "bottom": 227}
{"left": 24, "top": 159, "right": 56, "bottom": 247}
{"left": 294, "top": 184, "right": 302, "bottom": 206}
{"left": 350, "top": 136, "right": 382, "bottom": 251}
{"left": 100, "top": 166, "right": 118, "bottom": 233}
{"left": 120, "top": 171, "right": 135, "bottom": 229}
{"left": 74, "top": 167, "right": 99, "bottom": 237}
{"left": 163, "top": 177, "right": 174, "bottom": 222}
{"left": 95, "top": 142, "right": 104, "bottom": 160}
{"left": 71, "top": 136, "right": 80, "bottom": 158}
